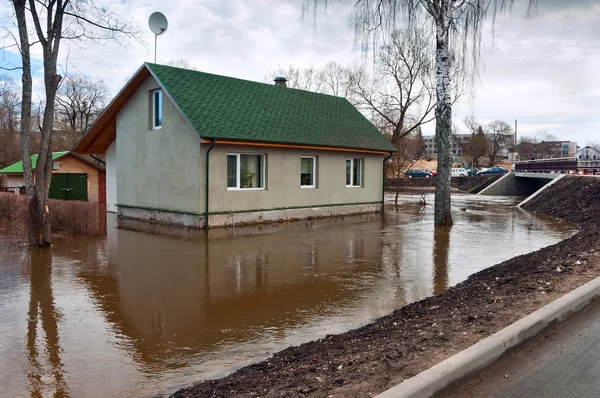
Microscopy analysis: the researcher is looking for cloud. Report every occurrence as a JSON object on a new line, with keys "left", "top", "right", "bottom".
{"left": 448, "top": 2, "right": 600, "bottom": 144}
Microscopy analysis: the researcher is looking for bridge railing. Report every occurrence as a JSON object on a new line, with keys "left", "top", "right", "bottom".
{"left": 515, "top": 157, "right": 600, "bottom": 175}
{"left": 514, "top": 157, "right": 577, "bottom": 173}
{"left": 577, "top": 160, "right": 600, "bottom": 175}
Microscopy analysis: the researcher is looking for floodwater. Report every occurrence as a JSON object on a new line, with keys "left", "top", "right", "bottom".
{"left": 0, "top": 193, "right": 576, "bottom": 398}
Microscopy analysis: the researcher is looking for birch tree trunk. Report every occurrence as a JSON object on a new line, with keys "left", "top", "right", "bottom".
{"left": 12, "top": 0, "right": 65, "bottom": 246}
{"left": 11, "top": 0, "right": 136, "bottom": 247}
{"left": 12, "top": 0, "right": 41, "bottom": 245}
{"left": 433, "top": 14, "right": 454, "bottom": 227}
{"left": 32, "top": 44, "right": 62, "bottom": 247}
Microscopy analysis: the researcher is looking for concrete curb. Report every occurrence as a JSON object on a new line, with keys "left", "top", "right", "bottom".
{"left": 375, "top": 275, "right": 600, "bottom": 398}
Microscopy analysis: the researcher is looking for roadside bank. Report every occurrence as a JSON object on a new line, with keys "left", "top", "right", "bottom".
{"left": 171, "top": 176, "right": 600, "bottom": 398}
{"left": 386, "top": 175, "right": 502, "bottom": 194}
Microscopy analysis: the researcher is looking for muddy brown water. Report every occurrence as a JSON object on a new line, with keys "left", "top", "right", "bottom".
{"left": 0, "top": 193, "right": 576, "bottom": 398}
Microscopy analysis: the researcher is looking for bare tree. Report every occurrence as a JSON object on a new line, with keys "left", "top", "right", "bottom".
{"left": 0, "top": 76, "right": 21, "bottom": 169}
{"left": 264, "top": 65, "right": 323, "bottom": 91}
{"left": 519, "top": 130, "right": 557, "bottom": 144}
{"left": 55, "top": 75, "right": 108, "bottom": 148}
{"left": 517, "top": 141, "right": 534, "bottom": 160}
{"left": 460, "top": 117, "right": 488, "bottom": 168}
{"left": 534, "top": 130, "right": 557, "bottom": 143}
{"left": 9, "top": 0, "right": 138, "bottom": 247}
{"left": 347, "top": 26, "right": 435, "bottom": 147}
{"left": 586, "top": 141, "right": 600, "bottom": 152}
{"left": 164, "top": 59, "right": 199, "bottom": 70}
{"left": 265, "top": 63, "right": 349, "bottom": 96}
{"left": 304, "top": 0, "right": 537, "bottom": 226}
{"left": 387, "top": 131, "right": 424, "bottom": 206}
{"left": 316, "top": 61, "right": 350, "bottom": 97}
{"left": 486, "top": 120, "right": 512, "bottom": 167}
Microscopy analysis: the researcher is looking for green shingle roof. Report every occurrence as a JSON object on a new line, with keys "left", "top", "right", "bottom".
{"left": 0, "top": 151, "right": 68, "bottom": 173}
{"left": 146, "top": 63, "right": 395, "bottom": 152}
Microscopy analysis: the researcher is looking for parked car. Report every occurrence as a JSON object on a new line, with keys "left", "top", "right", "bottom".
{"left": 451, "top": 167, "right": 468, "bottom": 177}
{"left": 476, "top": 167, "right": 508, "bottom": 175}
{"left": 465, "top": 167, "right": 479, "bottom": 176}
{"left": 426, "top": 169, "right": 437, "bottom": 177}
{"left": 404, "top": 169, "right": 433, "bottom": 178}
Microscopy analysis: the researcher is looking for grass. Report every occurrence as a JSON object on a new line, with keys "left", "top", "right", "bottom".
{"left": 0, "top": 192, "right": 106, "bottom": 241}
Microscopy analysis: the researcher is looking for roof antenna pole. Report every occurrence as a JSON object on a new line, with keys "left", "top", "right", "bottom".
{"left": 148, "top": 12, "right": 168, "bottom": 64}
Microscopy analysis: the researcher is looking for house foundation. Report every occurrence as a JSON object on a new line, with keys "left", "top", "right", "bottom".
{"left": 118, "top": 205, "right": 204, "bottom": 229}
{"left": 117, "top": 202, "right": 381, "bottom": 230}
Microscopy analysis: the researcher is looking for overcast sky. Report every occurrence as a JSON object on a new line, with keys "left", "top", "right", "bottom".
{"left": 1, "top": 0, "right": 598, "bottom": 146}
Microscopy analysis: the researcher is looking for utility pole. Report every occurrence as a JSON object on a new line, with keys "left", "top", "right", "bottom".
{"left": 514, "top": 119, "right": 519, "bottom": 161}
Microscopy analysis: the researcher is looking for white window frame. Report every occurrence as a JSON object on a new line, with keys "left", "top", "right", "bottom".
{"left": 346, "top": 158, "right": 363, "bottom": 188}
{"left": 152, "top": 89, "right": 163, "bottom": 130}
{"left": 300, "top": 156, "right": 316, "bottom": 189}
{"left": 227, "top": 153, "right": 266, "bottom": 191}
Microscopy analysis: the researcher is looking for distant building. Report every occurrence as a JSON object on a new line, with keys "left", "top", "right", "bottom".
{"left": 0, "top": 151, "right": 105, "bottom": 203}
{"left": 422, "top": 133, "right": 468, "bottom": 160}
{"left": 574, "top": 146, "right": 600, "bottom": 160}
{"left": 518, "top": 141, "right": 578, "bottom": 160}
{"left": 423, "top": 133, "right": 514, "bottom": 163}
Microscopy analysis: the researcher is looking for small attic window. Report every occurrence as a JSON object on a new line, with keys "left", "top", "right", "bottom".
{"left": 152, "top": 89, "right": 163, "bottom": 129}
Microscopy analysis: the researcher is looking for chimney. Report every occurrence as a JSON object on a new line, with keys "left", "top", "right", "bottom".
{"left": 274, "top": 76, "right": 287, "bottom": 87}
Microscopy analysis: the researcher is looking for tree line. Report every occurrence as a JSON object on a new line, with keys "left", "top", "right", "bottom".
{"left": 0, "top": 74, "right": 108, "bottom": 169}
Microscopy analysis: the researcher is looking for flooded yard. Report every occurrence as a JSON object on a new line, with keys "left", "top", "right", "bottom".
{"left": 0, "top": 193, "right": 576, "bottom": 397}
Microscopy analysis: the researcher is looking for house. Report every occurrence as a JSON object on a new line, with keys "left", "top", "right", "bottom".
{"left": 0, "top": 151, "right": 106, "bottom": 203}
{"left": 574, "top": 146, "right": 600, "bottom": 160}
{"left": 74, "top": 63, "right": 395, "bottom": 228}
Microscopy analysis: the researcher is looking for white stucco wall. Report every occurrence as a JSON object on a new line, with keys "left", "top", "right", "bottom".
{"left": 203, "top": 144, "right": 385, "bottom": 214}
{"left": 116, "top": 75, "right": 203, "bottom": 214}
{"left": 106, "top": 140, "right": 117, "bottom": 212}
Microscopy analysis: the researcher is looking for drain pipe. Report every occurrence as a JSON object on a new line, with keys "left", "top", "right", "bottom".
{"left": 205, "top": 139, "right": 216, "bottom": 229}
{"left": 382, "top": 153, "right": 393, "bottom": 211}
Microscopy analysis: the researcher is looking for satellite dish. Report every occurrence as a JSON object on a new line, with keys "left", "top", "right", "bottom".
{"left": 149, "top": 12, "right": 168, "bottom": 35}
{"left": 149, "top": 12, "right": 168, "bottom": 62}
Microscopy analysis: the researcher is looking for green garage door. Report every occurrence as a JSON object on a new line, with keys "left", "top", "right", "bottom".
{"left": 49, "top": 173, "right": 88, "bottom": 201}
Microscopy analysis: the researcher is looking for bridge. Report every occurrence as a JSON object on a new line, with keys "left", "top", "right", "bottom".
{"left": 478, "top": 171, "right": 561, "bottom": 197}
{"left": 478, "top": 157, "right": 599, "bottom": 198}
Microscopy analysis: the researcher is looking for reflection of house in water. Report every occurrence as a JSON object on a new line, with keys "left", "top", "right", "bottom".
{"left": 74, "top": 214, "right": 388, "bottom": 373}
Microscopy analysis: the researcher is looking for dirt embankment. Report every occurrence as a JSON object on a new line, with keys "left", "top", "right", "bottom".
{"left": 172, "top": 176, "right": 600, "bottom": 398}
{"left": 522, "top": 176, "right": 599, "bottom": 228}
{"left": 386, "top": 175, "right": 502, "bottom": 194}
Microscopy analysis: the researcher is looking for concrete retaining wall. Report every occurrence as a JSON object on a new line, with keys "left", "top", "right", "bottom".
{"left": 118, "top": 205, "right": 204, "bottom": 229}
{"left": 209, "top": 203, "right": 381, "bottom": 227}
{"left": 118, "top": 203, "right": 381, "bottom": 229}
{"left": 478, "top": 173, "right": 551, "bottom": 196}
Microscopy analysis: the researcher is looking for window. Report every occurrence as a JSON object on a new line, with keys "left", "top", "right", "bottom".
{"left": 346, "top": 158, "right": 362, "bottom": 187}
{"left": 301, "top": 156, "right": 316, "bottom": 188}
{"left": 227, "top": 153, "right": 265, "bottom": 189}
{"left": 152, "top": 90, "right": 163, "bottom": 129}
